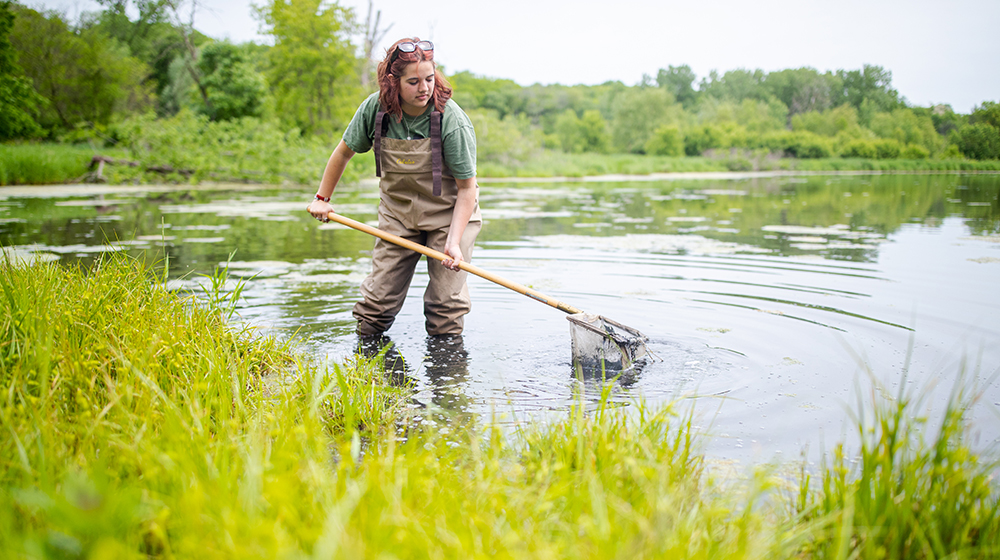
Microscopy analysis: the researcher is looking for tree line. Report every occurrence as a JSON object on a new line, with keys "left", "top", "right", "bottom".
{"left": 1, "top": 0, "right": 998, "bottom": 164}
{"left": 451, "top": 67, "right": 999, "bottom": 163}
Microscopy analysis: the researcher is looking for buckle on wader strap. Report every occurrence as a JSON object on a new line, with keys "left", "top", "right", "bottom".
{"left": 373, "top": 109, "right": 444, "bottom": 197}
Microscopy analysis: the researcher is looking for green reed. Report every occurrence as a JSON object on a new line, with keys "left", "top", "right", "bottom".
{"left": 796, "top": 367, "right": 1000, "bottom": 559}
{"left": 0, "top": 144, "right": 99, "bottom": 186}
{"left": 0, "top": 252, "right": 996, "bottom": 558}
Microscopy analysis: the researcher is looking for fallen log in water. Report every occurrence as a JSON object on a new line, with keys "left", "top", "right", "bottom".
{"left": 82, "top": 155, "right": 194, "bottom": 183}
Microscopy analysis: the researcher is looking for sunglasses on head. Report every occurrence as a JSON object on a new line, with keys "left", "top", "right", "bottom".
{"left": 390, "top": 40, "right": 434, "bottom": 63}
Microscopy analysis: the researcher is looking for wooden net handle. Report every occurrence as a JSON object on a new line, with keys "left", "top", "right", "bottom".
{"left": 327, "top": 212, "right": 583, "bottom": 315}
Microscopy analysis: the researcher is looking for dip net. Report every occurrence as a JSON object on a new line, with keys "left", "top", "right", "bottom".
{"left": 566, "top": 313, "right": 649, "bottom": 375}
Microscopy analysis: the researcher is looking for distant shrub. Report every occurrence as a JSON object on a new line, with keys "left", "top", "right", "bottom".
{"left": 900, "top": 143, "right": 929, "bottom": 159}
{"left": 468, "top": 109, "right": 542, "bottom": 166}
{"left": 941, "top": 144, "right": 963, "bottom": 159}
{"left": 786, "top": 132, "right": 834, "bottom": 158}
{"left": 873, "top": 138, "right": 902, "bottom": 159}
{"left": 644, "top": 125, "right": 684, "bottom": 156}
{"left": 105, "top": 110, "right": 365, "bottom": 184}
{"left": 683, "top": 125, "right": 726, "bottom": 155}
{"left": 755, "top": 130, "right": 796, "bottom": 153}
{"left": 869, "top": 108, "right": 943, "bottom": 155}
{"left": 841, "top": 139, "right": 877, "bottom": 159}
{"left": 953, "top": 123, "right": 1000, "bottom": 160}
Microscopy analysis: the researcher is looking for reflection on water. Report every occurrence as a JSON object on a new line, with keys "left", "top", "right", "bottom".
{"left": 2, "top": 173, "right": 999, "bottom": 462}
{"left": 357, "top": 333, "right": 474, "bottom": 428}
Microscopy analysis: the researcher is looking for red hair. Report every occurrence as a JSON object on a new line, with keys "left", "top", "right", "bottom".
{"left": 377, "top": 37, "right": 452, "bottom": 122}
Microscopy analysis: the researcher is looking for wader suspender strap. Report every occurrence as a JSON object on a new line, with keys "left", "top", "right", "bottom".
{"left": 430, "top": 111, "right": 443, "bottom": 196}
{"left": 373, "top": 110, "right": 387, "bottom": 178}
{"left": 373, "top": 108, "right": 443, "bottom": 197}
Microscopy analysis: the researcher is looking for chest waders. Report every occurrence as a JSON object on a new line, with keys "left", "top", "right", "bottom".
{"left": 352, "top": 109, "right": 482, "bottom": 337}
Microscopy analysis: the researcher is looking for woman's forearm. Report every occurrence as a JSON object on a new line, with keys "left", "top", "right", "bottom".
{"left": 308, "top": 140, "right": 356, "bottom": 221}
{"left": 446, "top": 177, "right": 478, "bottom": 251}
{"left": 318, "top": 140, "right": 357, "bottom": 199}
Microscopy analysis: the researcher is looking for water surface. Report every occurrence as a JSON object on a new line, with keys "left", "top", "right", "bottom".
{"left": 3, "top": 172, "right": 998, "bottom": 462}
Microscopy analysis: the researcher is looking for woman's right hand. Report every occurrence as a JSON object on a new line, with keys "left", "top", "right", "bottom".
{"left": 307, "top": 199, "right": 334, "bottom": 223}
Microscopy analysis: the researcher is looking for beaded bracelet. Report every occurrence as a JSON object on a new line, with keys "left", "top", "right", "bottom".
{"left": 314, "top": 194, "right": 330, "bottom": 202}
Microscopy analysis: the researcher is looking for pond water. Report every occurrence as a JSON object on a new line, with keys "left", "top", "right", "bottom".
{"left": 2, "top": 172, "right": 999, "bottom": 463}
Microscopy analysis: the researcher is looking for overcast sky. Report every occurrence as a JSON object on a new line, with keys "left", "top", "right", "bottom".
{"left": 33, "top": 0, "right": 1000, "bottom": 113}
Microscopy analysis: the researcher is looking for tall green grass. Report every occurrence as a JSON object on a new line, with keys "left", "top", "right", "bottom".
{"left": 0, "top": 144, "right": 99, "bottom": 186}
{"left": 796, "top": 371, "right": 1000, "bottom": 559}
{"left": 0, "top": 253, "right": 997, "bottom": 558}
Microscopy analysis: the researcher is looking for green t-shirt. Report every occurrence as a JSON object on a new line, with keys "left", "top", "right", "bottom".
{"left": 342, "top": 92, "right": 477, "bottom": 180}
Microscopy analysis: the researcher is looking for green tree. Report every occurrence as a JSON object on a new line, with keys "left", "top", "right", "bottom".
{"left": 0, "top": 0, "right": 44, "bottom": 139}
{"left": 609, "top": 86, "right": 679, "bottom": 153}
{"left": 551, "top": 108, "right": 609, "bottom": 153}
{"left": 698, "top": 97, "right": 786, "bottom": 134}
{"left": 467, "top": 108, "right": 539, "bottom": 165}
{"left": 160, "top": 52, "right": 194, "bottom": 114}
{"left": 699, "top": 68, "right": 768, "bottom": 103}
{"left": 953, "top": 123, "right": 1000, "bottom": 160}
{"left": 578, "top": 109, "right": 609, "bottom": 153}
{"left": 449, "top": 71, "right": 524, "bottom": 118}
{"left": 970, "top": 100, "right": 1000, "bottom": 129}
{"left": 553, "top": 109, "right": 584, "bottom": 153}
{"left": 911, "top": 104, "right": 964, "bottom": 136}
{"left": 833, "top": 65, "right": 902, "bottom": 116}
{"left": 83, "top": 0, "right": 192, "bottom": 112}
{"left": 9, "top": 4, "right": 152, "bottom": 131}
{"left": 656, "top": 65, "right": 697, "bottom": 108}
{"left": 869, "top": 108, "right": 943, "bottom": 155}
{"left": 762, "top": 67, "right": 839, "bottom": 117}
{"left": 255, "top": 0, "right": 360, "bottom": 136}
{"left": 792, "top": 104, "right": 864, "bottom": 137}
{"left": 196, "top": 41, "right": 269, "bottom": 121}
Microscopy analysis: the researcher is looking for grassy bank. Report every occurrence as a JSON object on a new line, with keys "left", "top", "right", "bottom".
{"left": 1, "top": 254, "right": 998, "bottom": 558}
{"left": 479, "top": 151, "right": 1000, "bottom": 178}
{"left": 0, "top": 144, "right": 103, "bottom": 186}
{"left": 3, "top": 141, "right": 1000, "bottom": 187}
{"left": 1, "top": 111, "right": 374, "bottom": 187}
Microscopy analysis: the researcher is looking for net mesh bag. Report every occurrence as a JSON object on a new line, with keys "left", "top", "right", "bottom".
{"left": 566, "top": 313, "right": 649, "bottom": 374}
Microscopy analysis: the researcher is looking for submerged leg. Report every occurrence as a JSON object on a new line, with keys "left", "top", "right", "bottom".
{"left": 423, "top": 221, "right": 481, "bottom": 336}
{"left": 353, "top": 210, "right": 425, "bottom": 336}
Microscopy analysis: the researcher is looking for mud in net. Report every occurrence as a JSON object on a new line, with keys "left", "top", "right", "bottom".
{"left": 566, "top": 313, "right": 650, "bottom": 376}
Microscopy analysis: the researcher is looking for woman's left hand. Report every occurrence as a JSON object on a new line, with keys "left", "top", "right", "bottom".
{"left": 441, "top": 243, "right": 464, "bottom": 271}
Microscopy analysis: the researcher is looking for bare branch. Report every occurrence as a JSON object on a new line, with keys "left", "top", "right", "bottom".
{"left": 360, "top": 0, "right": 391, "bottom": 91}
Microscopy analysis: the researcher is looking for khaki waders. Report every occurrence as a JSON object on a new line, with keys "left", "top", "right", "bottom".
{"left": 353, "top": 110, "right": 482, "bottom": 336}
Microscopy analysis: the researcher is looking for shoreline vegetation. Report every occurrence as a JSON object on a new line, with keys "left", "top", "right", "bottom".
{"left": 4, "top": 1, "right": 1000, "bottom": 188}
{"left": 2, "top": 252, "right": 998, "bottom": 557}
{"left": 2, "top": 141, "right": 1000, "bottom": 187}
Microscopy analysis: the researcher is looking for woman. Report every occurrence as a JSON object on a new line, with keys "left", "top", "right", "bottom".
{"left": 306, "top": 38, "right": 481, "bottom": 337}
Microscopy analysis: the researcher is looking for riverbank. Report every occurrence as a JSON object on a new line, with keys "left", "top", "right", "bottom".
{"left": 478, "top": 168, "right": 1000, "bottom": 184}
{"left": 477, "top": 151, "right": 1000, "bottom": 179}
{"left": 3, "top": 142, "right": 1000, "bottom": 186}
{"left": 1, "top": 253, "right": 997, "bottom": 558}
